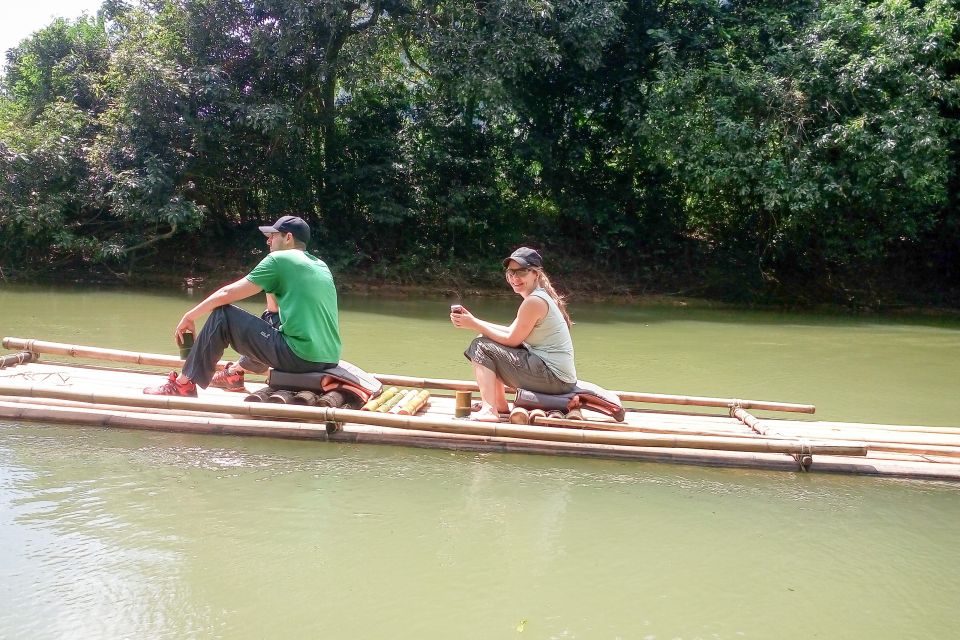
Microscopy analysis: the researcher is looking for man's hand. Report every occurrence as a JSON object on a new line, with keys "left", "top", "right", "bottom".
{"left": 175, "top": 315, "right": 197, "bottom": 344}
{"left": 172, "top": 277, "right": 263, "bottom": 344}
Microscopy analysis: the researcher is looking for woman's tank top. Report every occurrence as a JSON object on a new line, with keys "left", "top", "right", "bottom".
{"left": 524, "top": 288, "right": 577, "bottom": 384}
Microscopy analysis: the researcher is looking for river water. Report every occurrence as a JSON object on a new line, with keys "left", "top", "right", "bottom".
{"left": 1, "top": 284, "right": 959, "bottom": 639}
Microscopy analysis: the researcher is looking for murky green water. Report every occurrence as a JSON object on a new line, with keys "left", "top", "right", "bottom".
{"left": 1, "top": 284, "right": 959, "bottom": 639}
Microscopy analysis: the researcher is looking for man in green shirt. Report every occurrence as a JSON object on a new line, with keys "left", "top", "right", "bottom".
{"left": 144, "top": 215, "right": 341, "bottom": 396}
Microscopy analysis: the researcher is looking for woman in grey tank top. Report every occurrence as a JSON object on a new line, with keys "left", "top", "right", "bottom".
{"left": 450, "top": 247, "right": 577, "bottom": 422}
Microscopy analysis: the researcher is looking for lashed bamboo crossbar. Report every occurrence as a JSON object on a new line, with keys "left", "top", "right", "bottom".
{"left": 730, "top": 406, "right": 960, "bottom": 449}
{"left": 0, "top": 381, "right": 862, "bottom": 456}
{"left": 2, "top": 337, "right": 816, "bottom": 414}
{"left": 732, "top": 407, "right": 768, "bottom": 434}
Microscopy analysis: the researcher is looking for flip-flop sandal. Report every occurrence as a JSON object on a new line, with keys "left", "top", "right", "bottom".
{"left": 470, "top": 402, "right": 510, "bottom": 414}
{"left": 458, "top": 415, "right": 502, "bottom": 423}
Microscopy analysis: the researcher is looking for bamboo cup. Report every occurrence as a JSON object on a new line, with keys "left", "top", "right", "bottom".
{"left": 455, "top": 390, "right": 473, "bottom": 418}
{"left": 178, "top": 331, "right": 194, "bottom": 360}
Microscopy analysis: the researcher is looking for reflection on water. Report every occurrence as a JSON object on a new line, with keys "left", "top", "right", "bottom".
{"left": 2, "top": 423, "right": 959, "bottom": 639}
{"left": 1, "top": 285, "right": 959, "bottom": 638}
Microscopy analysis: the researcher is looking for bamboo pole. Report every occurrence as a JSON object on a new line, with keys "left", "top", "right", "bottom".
{"left": 612, "top": 391, "right": 815, "bottom": 414}
{"left": 568, "top": 413, "right": 960, "bottom": 457}
{"left": 0, "top": 393, "right": 773, "bottom": 442}
{"left": 732, "top": 407, "right": 769, "bottom": 435}
{"left": 13, "top": 357, "right": 952, "bottom": 453}
{"left": 2, "top": 337, "right": 815, "bottom": 414}
{"left": 0, "top": 381, "right": 863, "bottom": 456}
{"left": 377, "top": 371, "right": 816, "bottom": 413}
{"left": 534, "top": 415, "right": 748, "bottom": 437}
{"left": 0, "top": 394, "right": 243, "bottom": 419}
{"left": 0, "top": 398, "right": 331, "bottom": 440}
{"left": 1, "top": 337, "right": 228, "bottom": 369}
{"left": 759, "top": 423, "right": 960, "bottom": 448}
{"left": 734, "top": 408, "right": 960, "bottom": 446}
{"left": 11, "top": 396, "right": 960, "bottom": 480}
{"left": 5, "top": 396, "right": 956, "bottom": 460}
{"left": 736, "top": 406, "right": 960, "bottom": 451}
{"left": 866, "top": 442, "right": 960, "bottom": 458}
{"left": 786, "top": 419, "right": 960, "bottom": 436}
{"left": 0, "top": 399, "right": 886, "bottom": 477}
{"left": 373, "top": 373, "right": 479, "bottom": 392}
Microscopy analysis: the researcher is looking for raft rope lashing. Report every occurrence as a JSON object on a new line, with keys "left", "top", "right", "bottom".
{"left": 794, "top": 442, "right": 814, "bottom": 471}
{"left": 0, "top": 351, "right": 35, "bottom": 370}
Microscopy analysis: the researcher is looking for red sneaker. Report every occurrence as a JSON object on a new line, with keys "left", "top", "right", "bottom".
{"left": 144, "top": 371, "right": 198, "bottom": 397}
{"left": 210, "top": 364, "right": 246, "bottom": 392}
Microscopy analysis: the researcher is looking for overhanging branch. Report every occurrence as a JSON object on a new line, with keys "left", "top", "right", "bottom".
{"left": 121, "top": 221, "right": 178, "bottom": 255}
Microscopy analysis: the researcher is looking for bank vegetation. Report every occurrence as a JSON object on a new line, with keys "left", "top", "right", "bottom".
{"left": 1, "top": 0, "right": 958, "bottom": 308}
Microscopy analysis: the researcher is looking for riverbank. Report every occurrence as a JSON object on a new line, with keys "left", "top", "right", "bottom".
{"left": 3, "top": 247, "right": 958, "bottom": 318}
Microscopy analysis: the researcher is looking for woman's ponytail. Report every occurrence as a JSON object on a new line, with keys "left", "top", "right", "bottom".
{"left": 536, "top": 271, "right": 572, "bottom": 328}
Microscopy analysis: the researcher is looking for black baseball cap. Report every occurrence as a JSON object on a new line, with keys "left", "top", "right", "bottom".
{"left": 502, "top": 247, "right": 543, "bottom": 268}
{"left": 259, "top": 215, "right": 310, "bottom": 244}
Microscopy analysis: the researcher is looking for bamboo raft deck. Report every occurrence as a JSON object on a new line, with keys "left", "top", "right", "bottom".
{"left": 2, "top": 337, "right": 959, "bottom": 481}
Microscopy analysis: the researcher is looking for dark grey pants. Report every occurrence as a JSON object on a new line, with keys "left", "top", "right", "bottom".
{"left": 464, "top": 336, "right": 575, "bottom": 394}
{"left": 183, "top": 305, "right": 335, "bottom": 388}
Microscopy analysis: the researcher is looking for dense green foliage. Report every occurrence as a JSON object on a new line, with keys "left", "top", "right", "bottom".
{"left": 1, "top": 0, "right": 958, "bottom": 305}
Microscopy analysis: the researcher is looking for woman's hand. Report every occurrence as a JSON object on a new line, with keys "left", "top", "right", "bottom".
{"left": 450, "top": 306, "right": 477, "bottom": 330}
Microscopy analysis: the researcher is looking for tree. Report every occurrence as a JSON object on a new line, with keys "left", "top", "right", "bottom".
{"left": 0, "top": 17, "right": 111, "bottom": 269}
{"left": 643, "top": 0, "right": 959, "bottom": 296}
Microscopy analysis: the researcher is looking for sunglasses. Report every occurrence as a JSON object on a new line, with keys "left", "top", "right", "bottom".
{"left": 505, "top": 267, "right": 533, "bottom": 278}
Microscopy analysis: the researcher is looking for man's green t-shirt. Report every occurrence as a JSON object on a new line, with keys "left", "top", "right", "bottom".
{"left": 245, "top": 250, "right": 342, "bottom": 364}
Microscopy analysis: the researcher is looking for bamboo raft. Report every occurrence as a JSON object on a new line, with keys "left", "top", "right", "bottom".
{"left": 2, "top": 337, "right": 959, "bottom": 481}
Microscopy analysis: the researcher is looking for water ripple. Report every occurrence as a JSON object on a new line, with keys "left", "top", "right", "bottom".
{"left": 2, "top": 421, "right": 960, "bottom": 639}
